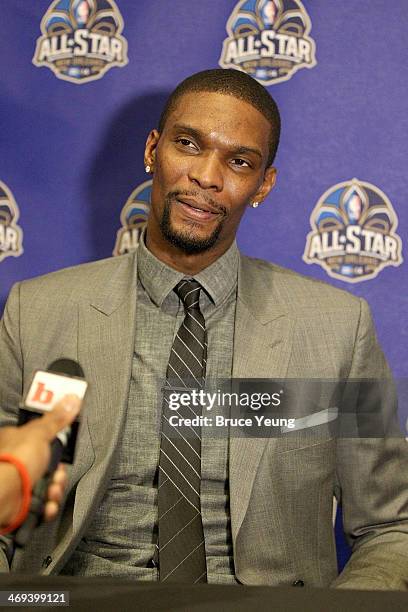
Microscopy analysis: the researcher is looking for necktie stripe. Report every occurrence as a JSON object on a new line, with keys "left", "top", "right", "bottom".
{"left": 183, "top": 287, "right": 200, "bottom": 300}
{"left": 170, "top": 347, "right": 201, "bottom": 385}
{"left": 174, "top": 334, "right": 203, "bottom": 366}
{"left": 158, "top": 496, "right": 182, "bottom": 521}
{"left": 182, "top": 322, "right": 205, "bottom": 349}
{"left": 167, "top": 362, "right": 188, "bottom": 387}
{"left": 158, "top": 477, "right": 169, "bottom": 489}
{"left": 163, "top": 413, "right": 202, "bottom": 448}
{"left": 159, "top": 466, "right": 200, "bottom": 513}
{"left": 161, "top": 433, "right": 201, "bottom": 477}
{"left": 160, "top": 448, "right": 200, "bottom": 499}
{"left": 161, "top": 540, "right": 206, "bottom": 582}
{"left": 160, "top": 514, "right": 201, "bottom": 551}
{"left": 187, "top": 311, "right": 205, "bottom": 330}
{"left": 178, "top": 322, "right": 204, "bottom": 349}
{"left": 194, "top": 570, "right": 207, "bottom": 584}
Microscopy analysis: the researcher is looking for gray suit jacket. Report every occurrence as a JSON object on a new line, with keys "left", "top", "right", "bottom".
{"left": 1, "top": 250, "right": 408, "bottom": 589}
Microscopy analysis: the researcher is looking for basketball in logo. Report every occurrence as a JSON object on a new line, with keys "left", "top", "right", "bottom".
{"left": 33, "top": 0, "right": 128, "bottom": 84}
{"left": 219, "top": 0, "right": 316, "bottom": 85}
{"left": 113, "top": 181, "right": 152, "bottom": 256}
{"left": 303, "top": 179, "right": 403, "bottom": 283}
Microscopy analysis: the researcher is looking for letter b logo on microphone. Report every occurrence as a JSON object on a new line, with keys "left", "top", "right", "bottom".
{"left": 30, "top": 381, "right": 54, "bottom": 405}
{"left": 25, "top": 370, "right": 87, "bottom": 412}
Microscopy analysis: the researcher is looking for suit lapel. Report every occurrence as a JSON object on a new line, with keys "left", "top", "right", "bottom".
{"left": 230, "top": 257, "right": 294, "bottom": 541}
{"left": 73, "top": 253, "right": 138, "bottom": 528}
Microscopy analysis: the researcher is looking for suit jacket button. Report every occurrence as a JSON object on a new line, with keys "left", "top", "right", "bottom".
{"left": 292, "top": 579, "right": 304, "bottom": 587}
{"left": 42, "top": 556, "right": 52, "bottom": 568}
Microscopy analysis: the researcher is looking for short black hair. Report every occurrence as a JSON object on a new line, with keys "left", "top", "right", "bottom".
{"left": 158, "top": 68, "right": 281, "bottom": 167}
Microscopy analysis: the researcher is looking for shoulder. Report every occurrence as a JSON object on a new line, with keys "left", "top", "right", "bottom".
{"left": 17, "top": 253, "right": 135, "bottom": 301}
{"left": 21, "top": 253, "right": 134, "bottom": 286}
{"left": 240, "top": 254, "right": 362, "bottom": 313}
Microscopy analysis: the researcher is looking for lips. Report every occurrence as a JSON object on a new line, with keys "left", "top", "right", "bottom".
{"left": 176, "top": 196, "right": 219, "bottom": 215}
{"left": 174, "top": 195, "right": 222, "bottom": 223}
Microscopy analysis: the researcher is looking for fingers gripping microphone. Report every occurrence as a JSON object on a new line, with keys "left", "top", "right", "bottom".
{"left": 14, "top": 359, "right": 86, "bottom": 548}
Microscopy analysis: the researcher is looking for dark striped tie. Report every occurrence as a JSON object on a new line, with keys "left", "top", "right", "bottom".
{"left": 157, "top": 279, "right": 207, "bottom": 583}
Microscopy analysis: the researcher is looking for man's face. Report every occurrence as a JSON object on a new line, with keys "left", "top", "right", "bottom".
{"left": 145, "top": 92, "right": 276, "bottom": 257}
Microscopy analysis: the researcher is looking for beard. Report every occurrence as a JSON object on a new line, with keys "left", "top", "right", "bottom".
{"left": 159, "top": 191, "right": 226, "bottom": 255}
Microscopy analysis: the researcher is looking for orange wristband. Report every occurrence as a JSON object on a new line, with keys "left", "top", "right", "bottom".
{"left": 0, "top": 454, "right": 32, "bottom": 534}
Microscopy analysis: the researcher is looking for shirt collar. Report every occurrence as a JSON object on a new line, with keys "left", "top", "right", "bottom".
{"left": 194, "top": 239, "right": 239, "bottom": 307}
{"left": 137, "top": 230, "right": 239, "bottom": 308}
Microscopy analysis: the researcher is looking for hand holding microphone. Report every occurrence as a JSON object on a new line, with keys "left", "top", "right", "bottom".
{"left": 0, "top": 359, "right": 87, "bottom": 545}
{"left": 0, "top": 395, "right": 80, "bottom": 531}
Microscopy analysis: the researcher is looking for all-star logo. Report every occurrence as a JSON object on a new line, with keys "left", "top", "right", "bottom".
{"left": 113, "top": 180, "right": 151, "bottom": 256}
{"left": 33, "top": 0, "right": 128, "bottom": 84}
{"left": 303, "top": 179, "right": 403, "bottom": 283}
{"left": 219, "top": 0, "right": 316, "bottom": 85}
{"left": 0, "top": 181, "right": 24, "bottom": 263}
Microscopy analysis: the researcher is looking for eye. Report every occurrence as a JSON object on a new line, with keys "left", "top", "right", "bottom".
{"left": 231, "top": 158, "right": 251, "bottom": 168}
{"left": 176, "top": 137, "right": 197, "bottom": 150}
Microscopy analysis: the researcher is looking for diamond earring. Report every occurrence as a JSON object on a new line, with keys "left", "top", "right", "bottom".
{"left": 251, "top": 201, "right": 259, "bottom": 208}
{"left": 145, "top": 165, "right": 151, "bottom": 173}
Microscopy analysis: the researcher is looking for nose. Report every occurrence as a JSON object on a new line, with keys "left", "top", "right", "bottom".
{"left": 188, "top": 152, "right": 223, "bottom": 192}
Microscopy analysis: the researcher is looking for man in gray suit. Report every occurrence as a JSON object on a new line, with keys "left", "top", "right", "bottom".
{"left": 1, "top": 69, "right": 407, "bottom": 588}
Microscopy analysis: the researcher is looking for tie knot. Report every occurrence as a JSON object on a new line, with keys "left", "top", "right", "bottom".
{"left": 175, "top": 279, "right": 202, "bottom": 310}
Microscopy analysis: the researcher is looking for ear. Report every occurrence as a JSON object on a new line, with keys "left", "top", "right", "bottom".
{"left": 144, "top": 129, "right": 160, "bottom": 169}
{"left": 253, "top": 166, "right": 277, "bottom": 204}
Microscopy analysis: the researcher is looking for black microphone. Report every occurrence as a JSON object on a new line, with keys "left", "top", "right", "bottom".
{"left": 13, "top": 359, "right": 86, "bottom": 548}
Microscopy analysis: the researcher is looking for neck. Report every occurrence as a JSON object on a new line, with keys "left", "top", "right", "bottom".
{"left": 145, "top": 227, "right": 232, "bottom": 275}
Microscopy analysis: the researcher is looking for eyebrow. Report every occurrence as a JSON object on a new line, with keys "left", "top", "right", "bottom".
{"left": 172, "top": 123, "right": 263, "bottom": 160}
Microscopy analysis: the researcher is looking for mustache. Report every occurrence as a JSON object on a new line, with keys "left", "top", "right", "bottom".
{"left": 167, "top": 190, "right": 227, "bottom": 216}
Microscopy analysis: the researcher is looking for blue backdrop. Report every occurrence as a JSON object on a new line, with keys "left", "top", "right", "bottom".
{"left": 1, "top": 0, "right": 407, "bottom": 572}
